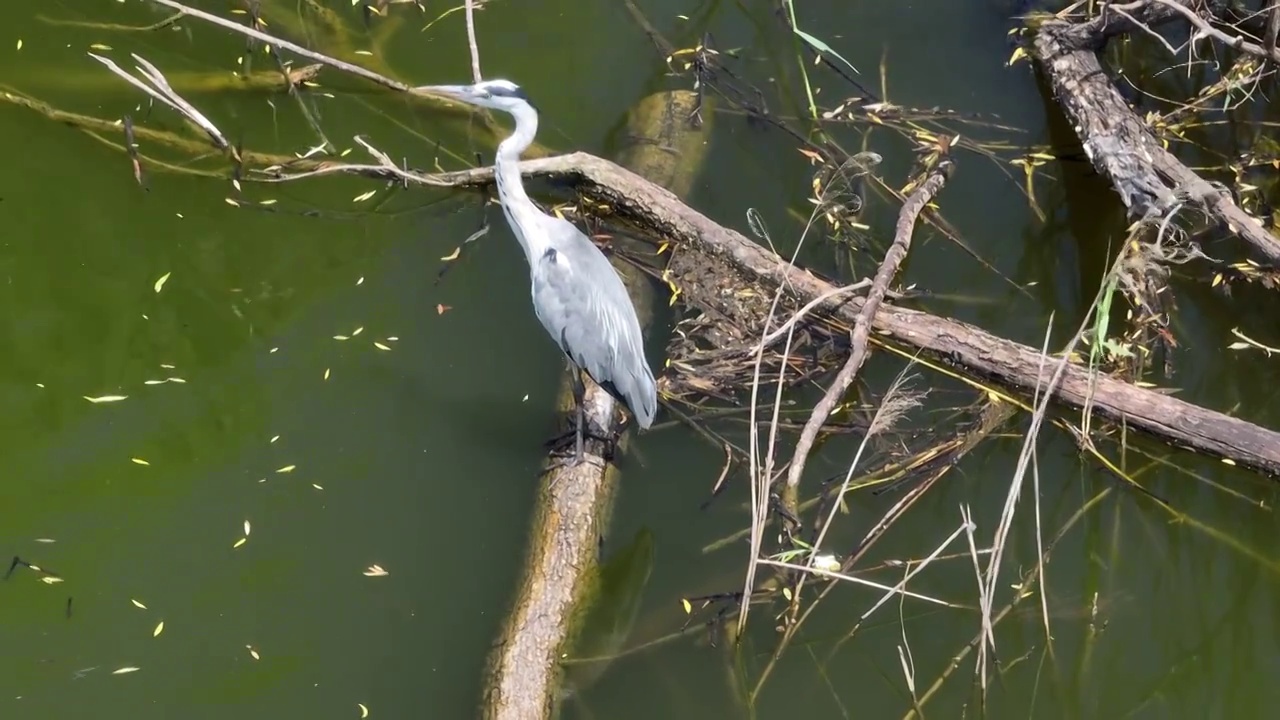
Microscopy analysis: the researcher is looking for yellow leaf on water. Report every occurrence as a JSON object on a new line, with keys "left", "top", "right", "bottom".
{"left": 40, "top": 576, "right": 63, "bottom": 585}
{"left": 373, "top": 342, "right": 391, "bottom": 351}
{"left": 270, "top": 435, "right": 280, "bottom": 443}
{"left": 359, "top": 703, "right": 370, "bottom": 718}
{"left": 233, "top": 537, "right": 247, "bottom": 548}
{"left": 244, "top": 520, "right": 251, "bottom": 536}
{"left": 131, "top": 458, "right": 150, "bottom": 466}
{"left": 324, "top": 368, "right": 331, "bottom": 380}
{"left": 89, "top": 43, "right": 113, "bottom": 51}
{"left": 225, "top": 198, "right": 240, "bottom": 207}
{"left": 312, "top": 483, "right": 324, "bottom": 490}
{"left": 276, "top": 465, "right": 296, "bottom": 474}
{"left": 112, "top": 667, "right": 140, "bottom": 675}
{"left": 680, "top": 598, "right": 692, "bottom": 614}
{"left": 154, "top": 272, "right": 171, "bottom": 293}
{"left": 153, "top": 621, "right": 164, "bottom": 637}
{"left": 352, "top": 190, "right": 377, "bottom": 203}
{"left": 363, "top": 564, "right": 389, "bottom": 577}
{"left": 17, "top": 39, "right": 23, "bottom": 51}
{"left": 84, "top": 395, "right": 128, "bottom": 403}
{"left": 440, "top": 247, "right": 461, "bottom": 261}
{"left": 247, "top": 646, "right": 260, "bottom": 660}
{"left": 131, "top": 599, "right": 147, "bottom": 609}
{"left": 354, "top": 50, "right": 373, "bottom": 56}
{"left": 333, "top": 335, "right": 350, "bottom": 341}
{"left": 352, "top": 327, "right": 364, "bottom": 336}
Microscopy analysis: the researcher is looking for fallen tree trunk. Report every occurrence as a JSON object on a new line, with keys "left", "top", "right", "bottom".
{"left": 378, "top": 152, "right": 1280, "bottom": 477}
{"left": 480, "top": 90, "right": 711, "bottom": 720}
{"left": 1031, "top": 2, "right": 1280, "bottom": 265}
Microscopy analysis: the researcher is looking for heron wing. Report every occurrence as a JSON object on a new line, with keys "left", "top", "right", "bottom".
{"left": 530, "top": 218, "right": 658, "bottom": 427}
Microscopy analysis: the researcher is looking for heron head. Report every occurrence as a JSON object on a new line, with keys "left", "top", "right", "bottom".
{"left": 419, "top": 79, "right": 534, "bottom": 113}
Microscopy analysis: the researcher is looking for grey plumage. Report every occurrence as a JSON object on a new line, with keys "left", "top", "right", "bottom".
{"left": 419, "top": 79, "right": 658, "bottom": 461}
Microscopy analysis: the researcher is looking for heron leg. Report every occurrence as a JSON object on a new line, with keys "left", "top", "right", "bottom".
{"left": 570, "top": 365, "right": 587, "bottom": 466}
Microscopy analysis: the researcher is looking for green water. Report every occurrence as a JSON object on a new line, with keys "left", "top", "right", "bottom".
{"left": 1, "top": 1, "right": 1278, "bottom": 718}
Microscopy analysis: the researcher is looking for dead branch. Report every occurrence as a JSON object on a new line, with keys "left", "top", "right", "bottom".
{"left": 259, "top": 150, "right": 1280, "bottom": 476}
{"left": 783, "top": 143, "right": 955, "bottom": 497}
{"left": 87, "top": 52, "right": 229, "bottom": 150}
{"left": 1033, "top": 3, "right": 1280, "bottom": 266}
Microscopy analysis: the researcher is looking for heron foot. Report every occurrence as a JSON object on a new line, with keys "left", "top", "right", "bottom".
{"left": 542, "top": 427, "right": 618, "bottom": 466}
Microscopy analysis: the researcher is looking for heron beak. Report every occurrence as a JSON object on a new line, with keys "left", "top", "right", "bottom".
{"left": 416, "top": 84, "right": 477, "bottom": 105}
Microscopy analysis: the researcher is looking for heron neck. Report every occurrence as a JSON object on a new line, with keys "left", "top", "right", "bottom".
{"left": 493, "top": 104, "right": 543, "bottom": 262}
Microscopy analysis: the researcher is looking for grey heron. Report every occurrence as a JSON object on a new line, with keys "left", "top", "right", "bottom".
{"left": 420, "top": 79, "right": 658, "bottom": 464}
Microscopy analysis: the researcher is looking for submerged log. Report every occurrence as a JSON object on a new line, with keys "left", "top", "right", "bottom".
{"left": 480, "top": 90, "right": 711, "bottom": 720}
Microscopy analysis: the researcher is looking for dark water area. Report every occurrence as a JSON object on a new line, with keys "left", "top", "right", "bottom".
{"left": 1, "top": 1, "right": 1277, "bottom": 718}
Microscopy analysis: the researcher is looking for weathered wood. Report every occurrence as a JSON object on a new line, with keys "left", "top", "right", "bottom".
{"left": 480, "top": 90, "right": 711, "bottom": 720}
{"left": 1032, "top": 8, "right": 1280, "bottom": 265}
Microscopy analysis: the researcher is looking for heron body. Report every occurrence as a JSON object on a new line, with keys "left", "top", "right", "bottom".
{"left": 421, "top": 79, "right": 658, "bottom": 462}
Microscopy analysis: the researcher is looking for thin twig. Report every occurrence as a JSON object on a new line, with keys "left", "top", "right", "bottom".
{"left": 88, "top": 52, "right": 230, "bottom": 150}
{"left": 145, "top": 0, "right": 412, "bottom": 92}
{"left": 785, "top": 146, "right": 955, "bottom": 493}
{"left": 756, "top": 559, "right": 955, "bottom": 608}
{"left": 464, "top": 0, "right": 483, "bottom": 83}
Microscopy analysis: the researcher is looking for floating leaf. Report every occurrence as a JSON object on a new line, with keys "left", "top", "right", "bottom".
{"left": 359, "top": 703, "right": 369, "bottom": 718}
{"left": 16, "top": 39, "right": 23, "bottom": 51}
{"left": 681, "top": 598, "right": 692, "bottom": 614}
{"left": 312, "top": 483, "right": 324, "bottom": 490}
{"left": 363, "top": 564, "right": 389, "bottom": 577}
{"left": 89, "top": 43, "right": 113, "bottom": 51}
{"left": 243, "top": 520, "right": 251, "bottom": 536}
{"left": 131, "top": 458, "right": 150, "bottom": 466}
{"left": 324, "top": 368, "right": 331, "bottom": 380}
{"left": 131, "top": 599, "right": 147, "bottom": 609}
{"left": 112, "top": 667, "right": 140, "bottom": 675}
{"left": 276, "top": 465, "right": 296, "bottom": 474}
{"left": 356, "top": 276, "right": 364, "bottom": 285}
{"left": 373, "top": 342, "right": 390, "bottom": 351}
{"left": 233, "top": 537, "right": 247, "bottom": 549}
{"left": 153, "top": 621, "right": 164, "bottom": 637}
{"left": 247, "top": 645, "right": 260, "bottom": 660}
{"left": 353, "top": 50, "right": 373, "bottom": 56}
{"left": 153, "top": 272, "right": 171, "bottom": 293}
{"left": 352, "top": 327, "right": 364, "bottom": 336}
{"left": 333, "top": 335, "right": 350, "bottom": 341}
{"left": 270, "top": 435, "right": 280, "bottom": 443}
{"left": 39, "top": 576, "right": 63, "bottom": 585}
{"left": 84, "top": 395, "right": 128, "bottom": 403}
{"left": 35, "top": 538, "right": 56, "bottom": 544}
{"left": 436, "top": 304, "right": 451, "bottom": 315}
{"left": 352, "top": 190, "right": 377, "bottom": 203}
